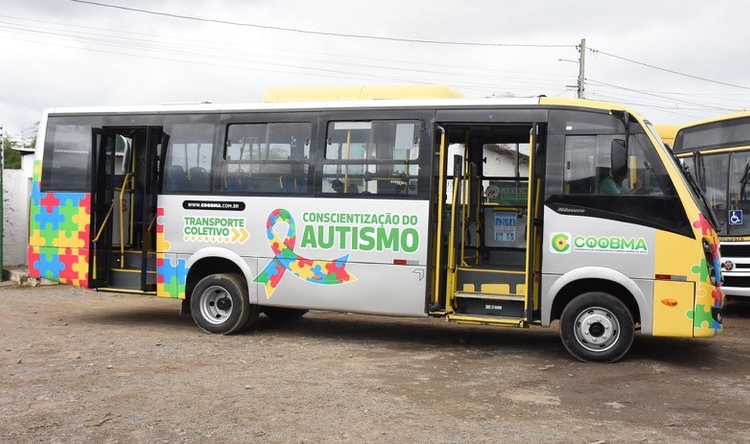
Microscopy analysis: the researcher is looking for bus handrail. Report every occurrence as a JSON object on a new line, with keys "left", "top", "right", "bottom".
{"left": 118, "top": 172, "right": 134, "bottom": 265}
{"left": 93, "top": 201, "right": 115, "bottom": 243}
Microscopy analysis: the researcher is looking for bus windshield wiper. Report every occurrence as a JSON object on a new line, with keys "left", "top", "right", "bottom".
{"left": 740, "top": 162, "right": 750, "bottom": 200}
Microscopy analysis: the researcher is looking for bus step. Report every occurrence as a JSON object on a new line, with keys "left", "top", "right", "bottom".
{"left": 109, "top": 268, "right": 156, "bottom": 290}
{"left": 111, "top": 250, "right": 157, "bottom": 269}
{"left": 455, "top": 294, "right": 525, "bottom": 317}
{"left": 96, "top": 287, "right": 157, "bottom": 295}
{"left": 447, "top": 313, "right": 528, "bottom": 328}
{"left": 454, "top": 291, "right": 525, "bottom": 301}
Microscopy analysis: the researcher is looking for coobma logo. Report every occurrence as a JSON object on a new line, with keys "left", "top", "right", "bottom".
{"left": 550, "top": 232, "right": 571, "bottom": 253}
{"left": 550, "top": 232, "right": 648, "bottom": 254}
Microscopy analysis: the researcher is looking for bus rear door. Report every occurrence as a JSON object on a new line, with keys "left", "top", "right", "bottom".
{"left": 90, "top": 126, "right": 163, "bottom": 292}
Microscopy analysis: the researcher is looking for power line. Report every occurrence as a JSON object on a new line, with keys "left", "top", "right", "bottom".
{"left": 0, "top": 15, "right": 573, "bottom": 94}
{"left": 70, "top": 0, "right": 574, "bottom": 49}
{"left": 590, "top": 48, "right": 750, "bottom": 91}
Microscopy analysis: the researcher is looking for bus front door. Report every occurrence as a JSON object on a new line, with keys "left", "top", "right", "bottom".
{"left": 436, "top": 123, "right": 544, "bottom": 327}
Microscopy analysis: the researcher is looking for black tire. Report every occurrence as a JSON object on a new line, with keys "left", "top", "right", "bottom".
{"left": 560, "top": 292, "right": 635, "bottom": 363}
{"left": 190, "top": 273, "right": 259, "bottom": 334}
{"left": 262, "top": 306, "right": 309, "bottom": 321}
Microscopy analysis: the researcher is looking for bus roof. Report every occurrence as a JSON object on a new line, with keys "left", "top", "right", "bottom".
{"left": 41, "top": 97, "right": 645, "bottom": 118}
{"left": 679, "top": 110, "right": 750, "bottom": 130}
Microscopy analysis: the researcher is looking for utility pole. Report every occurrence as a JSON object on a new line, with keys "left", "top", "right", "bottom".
{"left": 577, "top": 38, "right": 586, "bottom": 99}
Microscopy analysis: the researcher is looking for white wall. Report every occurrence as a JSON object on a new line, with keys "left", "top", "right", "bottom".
{"left": 2, "top": 156, "right": 33, "bottom": 266}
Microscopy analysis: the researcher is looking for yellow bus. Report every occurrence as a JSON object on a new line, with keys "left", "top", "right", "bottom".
{"left": 673, "top": 111, "right": 750, "bottom": 298}
{"left": 654, "top": 123, "right": 681, "bottom": 149}
{"left": 28, "top": 91, "right": 723, "bottom": 362}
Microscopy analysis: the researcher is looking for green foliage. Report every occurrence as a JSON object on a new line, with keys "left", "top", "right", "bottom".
{"left": 1, "top": 135, "right": 23, "bottom": 169}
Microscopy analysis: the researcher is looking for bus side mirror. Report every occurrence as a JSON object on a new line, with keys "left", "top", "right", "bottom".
{"left": 611, "top": 139, "right": 628, "bottom": 176}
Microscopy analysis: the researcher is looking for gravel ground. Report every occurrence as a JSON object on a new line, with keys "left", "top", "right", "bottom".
{"left": 2, "top": 283, "right": 750, "bottom": 443}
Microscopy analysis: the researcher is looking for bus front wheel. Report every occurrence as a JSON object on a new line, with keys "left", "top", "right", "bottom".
{"left": 190, "top": 273, "right": 259, "bottom": 335}
{"left": 560, "top": 292, "right": 634, "bottom": 363}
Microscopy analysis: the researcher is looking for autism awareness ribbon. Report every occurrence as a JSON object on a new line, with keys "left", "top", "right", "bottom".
{"left": 254, "top": 208, "right": 356, "bottom": 298}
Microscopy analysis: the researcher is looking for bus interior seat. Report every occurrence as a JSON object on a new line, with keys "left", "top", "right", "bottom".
{"left": 189, "top": 167, "right": 210, "bottom": 191}
{"left": 165, "top": 165, "right": 190, "bottom": 191}
{"left": 225, "top": 170, "right": 246, "bottom": 192}
{"left": 280, "top": 174, "right": 307, "bottom": 193}
{"left": 567, "top": 176, "right": 595, "bottom": 194}
{"left": 331, "top": 179, "right": 359, "bottom": 194}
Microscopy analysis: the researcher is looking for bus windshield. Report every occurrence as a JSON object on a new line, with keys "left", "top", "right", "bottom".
{"left": 647, "top": 122, "right": 719, "bottom": 231}
{"left": 673, "top": 114, "right": 750, "bottom": 236}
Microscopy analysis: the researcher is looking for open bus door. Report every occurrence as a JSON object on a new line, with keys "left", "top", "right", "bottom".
{"left": 90, "top": 129, "right": 116, "bottom": 288}
{"left": 433, "top": 122, "right": 545, "bottom": 327}
{"left": 89, "top": 126, "right": 163, "bottom": 292}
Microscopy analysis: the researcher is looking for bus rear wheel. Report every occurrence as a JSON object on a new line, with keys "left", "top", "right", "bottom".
{"left": 190, "top": 273, "right": 259, "bottom": 335}
{"left": 560, "top": 292, "right": 634, "bottom": 363}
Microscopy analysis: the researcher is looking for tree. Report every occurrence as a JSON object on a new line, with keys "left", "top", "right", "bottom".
{"left": 1, "top": 135, "right": 22, "bottom": 169}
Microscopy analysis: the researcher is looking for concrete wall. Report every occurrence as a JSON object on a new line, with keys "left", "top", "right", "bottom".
{"left": 3, "top": 155, "right": 33, "bottom": 266}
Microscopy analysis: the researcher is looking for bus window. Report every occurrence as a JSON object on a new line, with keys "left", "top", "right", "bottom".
{"left": 224, "top": 122, "right": 311, "bottom": 194}
{"left": 163, "top": 123, "right": 216, "bottom": 193}
{"left": 40, "top": 117, "right": 101, "bottom": 192}
{"left": 322, "top": 120, "right": 420, "bottom": 196}
{"left": 562, "top": 130, "right": 674, "bottom": 197}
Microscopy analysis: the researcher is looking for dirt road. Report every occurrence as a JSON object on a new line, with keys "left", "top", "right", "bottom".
{"left": 2, "top": 283, "right": 749, "bottom": 443}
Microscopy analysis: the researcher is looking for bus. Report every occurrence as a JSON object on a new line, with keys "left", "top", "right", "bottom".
{"left": 28, "top": 94, "right": 724, "bottom": 362}
{"left": 673, "top": 111, "right": 750, "bottom": 298}
{"left": 654, "top": 124, "right": 681, "bottom": 149}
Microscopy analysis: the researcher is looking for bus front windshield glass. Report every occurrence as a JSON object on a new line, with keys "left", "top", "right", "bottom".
{"left": 697, "top": 151, "right": 750, "bottom": 236}
{"left": 647, "top": 122, "right": 718, "bottom": 231}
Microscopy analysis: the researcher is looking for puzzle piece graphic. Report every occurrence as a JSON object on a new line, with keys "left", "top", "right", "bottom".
{"left": 156, "top": 254, "right": 188, "bottom": 298}
{"left": 35, "top": 250, "right": 64, "bottom": 280}
{"left": 691, "top": 258, "right": 709, "bottom": 283}
{"left": 687, "top": 304, "right": 721, "bottom": 332}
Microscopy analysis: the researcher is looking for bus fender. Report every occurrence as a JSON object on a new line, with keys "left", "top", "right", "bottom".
{"left": 542, "top": 266, "right": 650, "bottom": 335}
{"left": 185, "top": 247, "right": 258, "bottom": 305}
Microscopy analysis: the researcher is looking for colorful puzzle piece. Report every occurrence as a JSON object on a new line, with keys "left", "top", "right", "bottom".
{"left": 28, "top": 162, "right": 91, "bottom": 287}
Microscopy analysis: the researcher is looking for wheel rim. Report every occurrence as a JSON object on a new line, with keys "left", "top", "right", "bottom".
{"left": 199, "top": 285, "right": 233, "bottom": 325}
{"left": 572, "top": 306, "right": 620, "bottom": 353}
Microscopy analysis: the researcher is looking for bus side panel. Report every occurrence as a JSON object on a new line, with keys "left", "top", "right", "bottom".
{"left": 652, "top": 280, "right": 695, "bottom": 337}
{"left": 158, "top": 195, "right": 430, "bottom": 315}
{"left": 542, "top": 210, "right": 656, "bottom": 279}
{"left": 256, "top": 261, "right": 428, "bottom": 316}
{"left": 654, "top": 224, "right": 723, "bottom": 338}
{"left": 155, "top": 207, "right": 188, "bottom": 299}
{"left": 28, "top": 160, "right": 91, "bottom": 287}
{"left": 541, "top": 209, "right": 656, "bottom": 330}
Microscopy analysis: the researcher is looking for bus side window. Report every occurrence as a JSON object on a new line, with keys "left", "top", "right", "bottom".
{"left": 165, "top": 165, "right": 190, "bottom": 192}
{"left": 563, "top": 135, "right": 600, "bottom": 195}
{"left": 163, "top": 121, "right": 216, "bottom": 194}
{"left": 322, "top": 120, "right": 419, "bottom": 197}
{"left": 224, "top": 122, "right": 311, "bottom": 195}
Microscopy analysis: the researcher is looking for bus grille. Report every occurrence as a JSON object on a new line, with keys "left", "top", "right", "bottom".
{"left": 722, "top": 276, "right": 750, "bottom": 288}
{"left": 720, "top": 244, "right": 750, "bottom": 257}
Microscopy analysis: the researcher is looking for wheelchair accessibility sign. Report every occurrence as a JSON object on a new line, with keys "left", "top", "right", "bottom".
{"left": 730, "top": 210, "right": 743, "bottom": 225}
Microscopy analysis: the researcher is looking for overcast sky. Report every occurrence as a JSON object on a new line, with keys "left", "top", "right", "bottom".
{"left": 2, "top": 0, "right": 750, "bottom": 139}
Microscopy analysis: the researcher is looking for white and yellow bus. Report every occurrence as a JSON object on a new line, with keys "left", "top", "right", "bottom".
{"left": 28, "top": 90, "right": 723, "bottom": 362}
{"left": 673, "top": 111, "right": 750, "bottom": 299}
